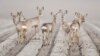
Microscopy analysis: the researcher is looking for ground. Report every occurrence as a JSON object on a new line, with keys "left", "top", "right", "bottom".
{"left": 0, "top": 18, "right": 100, "bottom": 56}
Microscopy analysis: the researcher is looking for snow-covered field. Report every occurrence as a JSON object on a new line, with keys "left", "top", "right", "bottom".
{"left": 50, "top": 27, "right": 69, "bottom": 56}
{"left": 0, "top": 0, "right": 100, "bottom": 56}
{"left": 0, "top": 18, "right": 100, "bottom": 56}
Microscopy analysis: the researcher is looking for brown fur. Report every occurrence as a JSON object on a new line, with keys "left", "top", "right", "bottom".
{"left": 62, "top": 12, "right": 87, "bottom": 45}
{"left": 26, "top": 6, "right": 44, "bottom": 36}
{"left": 41, "top": 11, "right": 61, "bottom": 45}
{"left": 11, "top": 11, "right": 27, "bottom": 44}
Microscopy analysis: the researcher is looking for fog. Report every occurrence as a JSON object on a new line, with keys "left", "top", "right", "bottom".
{"left": 0, "top": 0, "right": 100, "bottom": 25}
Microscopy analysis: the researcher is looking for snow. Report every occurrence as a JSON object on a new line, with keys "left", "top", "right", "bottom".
{"left": 83, "top": 22, "right": 100, "bottom": 38}
{"left": 0, "top": 15, "right": 100, "bottom": 56}
{"left": 17, "top": 31, "right": 43, "bottom": 56}
{"left": 0, "top": 33, "right": 18, "bottom": 56}
{"left": 50, "top": 25, "right": 99, "bottom": 56}
{"left": 0, "top": 26, "right": 15, "bottom": 35}
{"left": 50, "top": 27, "right": 69, "bottom": 56}
{"left": 0, "top": 27, "right": 35, "bottom": 56}
{"left": 83, "top": 22, "right": 100, "bottom": 52}
{"left": 80, "top": 27, "right": 99, "bottom": 56}
{"left": 0, "top": 19, "right": 13, "bottom": 31}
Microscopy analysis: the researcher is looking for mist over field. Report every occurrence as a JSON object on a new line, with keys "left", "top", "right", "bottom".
{"left": 0, "top": 0, "right": 100, "bottom": 27}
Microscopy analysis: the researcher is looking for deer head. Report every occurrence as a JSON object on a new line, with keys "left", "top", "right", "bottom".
{"left": 17, "top": 11, "right": 26, "bottom": 21}
{"left": 61, "top": 10, "right": 68, "bottom": 24}
{"left": 50, "top": 10, "right": 62, "bottom": 23}
{"left": 36, "top": 6, "right": 44, "bottom": 16}
{"left": 11, "top": 12, "right": 19, "bottom": 25}
{"left": 11, "top": 11, "right": 26, "bottom": 25}
{"left": 74, "top": 12, "right": 88, "bottom": 24}
{"left": 17, "top": 11, "right": 22, "bottom": 16}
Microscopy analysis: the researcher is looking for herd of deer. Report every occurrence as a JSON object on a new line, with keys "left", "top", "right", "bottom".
{"left": 10, "top": 6, "right": 88, "bottom": 46}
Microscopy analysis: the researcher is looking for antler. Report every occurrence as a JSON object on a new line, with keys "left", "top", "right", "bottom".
{"left": 17, "top": 11, "right": 22, "bottom": 16}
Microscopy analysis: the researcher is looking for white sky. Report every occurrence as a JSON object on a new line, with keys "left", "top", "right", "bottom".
{"left": 0, "top": 0, "right": 100, "bottom": 23}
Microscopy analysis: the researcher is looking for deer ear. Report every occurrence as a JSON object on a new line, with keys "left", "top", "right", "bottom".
{"left": 75, "top": 12, "right": 78, "bottom": 15}
{"left": 36, "top": 6, "right": 39, "bottom": 10}
{"left": 59, "top": 9, "right": 62, "bottom": 13}
{"left": 10, "top": 12, "right": 13, "bottom": 16}
{"left": 17, "top": 11, "right": 19, "bottom": 15}
{"left": 42, "top": 6, "right": 44, "bottom": 10}
{"left": 50, "top": 12, "right": 53, "bottom": 15}
{"left": 85, "top": 13, "right": 88, "bottom": 17}
{"left": 65, "top": 10, "right": 67, "bottom": 14}
{"left": 75, "top": 12, "right": 80, "bottom": 16}
{"left": 19, "top": 11, "right": 22, "bottom": 15}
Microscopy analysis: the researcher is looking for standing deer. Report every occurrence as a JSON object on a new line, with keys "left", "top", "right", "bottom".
{"left": 68, "top": 12, "right": 87, "bottom": 45}
{"left": 70, "top": 12, "right": 87, "bottom": 45}
{"left": 11, "top": 11, "right": 27, "bottom": 44}
{"left": 41, "top": 17, "right": 56, "bottom": 46}
{"left": 26, "top": 6, "right": 44, "bottom": 37}
{"left": 67, "top": 12, "right": 87, "bottom": 56}
{"left": 41, "top": 10, "right": 61, "bottom": 46}
{"left": 61, "top": 12, "right": 87, "bottom": 56}
{"left": 60, "top": 10, "right": 70, "bottom": 36}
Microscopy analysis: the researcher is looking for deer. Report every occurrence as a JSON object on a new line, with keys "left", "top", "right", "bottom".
{"left": 61, "top": 12, "right": 87, "bottom": 56}
{"left": 11, "top": 11, "right": 27, "bottom": 44}
{"left": 41, "top": 10, "right": 61, "bottom": 46}
{"left": 60, "top": 10, "right": 70, "bottom": 36}
{"left": 26, "top": 6, "right": 44, "bottom": 37}
{"left": 67, "top": 12, "right": 87, "bottom": 46}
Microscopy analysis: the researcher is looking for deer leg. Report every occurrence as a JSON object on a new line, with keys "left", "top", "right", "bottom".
{"left": 20, "top": 31, "right": 23, "bottom": 44}
{"left": 42, "top": 31, "right": 47, "bottom": 46}
{"left": 69, "top": 35, "right": 73, "bottom": 46}
{"left": 33, "top": 26, "right": 36, "bottom": 40}
{"left": 17, "top": 30, "right": 21, "bottom": 44}
{"left": 43, "top": 32, "right": 46, "bottom": 46}
{"left": 43, "top": 32, "right": 47, "bottom": 46}
{"left": 18, "top": 32, "right": 20, "bottom": 44}
{"left": 34, "top": 26, "right": 38, "bottom": 39}
{"left": 24, "top": 29, "right": 27, "bottom": 41}
{"left": 42, "top": 31, "right": 44, "bottom": 42}
{"left": 76, "top": 33, "right": 80, "bottom": 45}
{"left": 20, "top": 29, "right": 26, "bottom": 44}
{"left": 64, "top": 32, "right": 66, "bottom": 36}
{"left": 46, "top": 31, "right": 49, "bottom": 45}
{"left": 13, "top": 18, "right": 17, "bottom": 25}
{"left": 23, "top": 31, "right": 26, "bottom": 43}
{"left": 18, "top": 32, "right": 22, "bottom": 44}
{"left": 35, "top": 26, "right": 36, "bottom": 35}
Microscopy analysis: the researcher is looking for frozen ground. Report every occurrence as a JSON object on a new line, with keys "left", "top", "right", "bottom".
{"left": 50, "top": 27, "right": 69, "bottom": 56}
{"left": 83, "top": 22, "right": 100, "bottom": 54}
{"left": 0, "top": 19, "right": 13, "bottom": 31}
{"left": 16, "top": 30, "right": 43, "bottom": 56}
{"left": 0, "top": 18, "right": 100, "bottom": 56}
{"left": 80, "top": 27, "right": 99, "bottom": 56}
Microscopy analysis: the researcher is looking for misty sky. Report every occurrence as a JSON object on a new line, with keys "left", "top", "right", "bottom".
{"left": 0, "top": 0, "right": 100, "bottom": 23}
